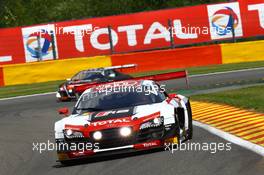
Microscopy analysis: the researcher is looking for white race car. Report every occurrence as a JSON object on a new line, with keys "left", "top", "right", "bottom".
{"left": 55, "top": 78, "right": 193, "bottom": 165}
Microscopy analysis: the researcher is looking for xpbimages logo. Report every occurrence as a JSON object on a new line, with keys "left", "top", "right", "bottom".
{"left": 164, "top": 142, "right": 232, "bottom": 154}
{"left": 32, "top": 140, "right": 99, "bottom": 153}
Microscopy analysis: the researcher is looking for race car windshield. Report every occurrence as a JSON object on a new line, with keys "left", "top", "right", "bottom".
{"left": 76, "top": 87, "right": 166, "bottom": 112}
{"left": 83, "top": 72, "right": 105, "bottom": 80}
{"left": 71, "top": 71, "right": 105, "bottom": 81}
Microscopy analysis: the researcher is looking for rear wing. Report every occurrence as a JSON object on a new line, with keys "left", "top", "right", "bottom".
{"left": 133, "top": 70, "right": 188, "bottom": 83}
{"left": 133, "top": 70, "right": 189, "bottom": 89}
{"left": 75, "top": 70, "right": 189, "bottom": 94}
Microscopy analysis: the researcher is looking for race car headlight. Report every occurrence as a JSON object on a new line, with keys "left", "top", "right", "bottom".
{"left": 120, "top": 127, "right": 132, "bottom": 137}
{"left": 93, "top": 131, "right": 102, "bottom": 140}
{"left": 64, "top": 129, "right": 84, "bottom": 138}
{"left": 153, "top": 117, "right": 162, "bottom": 124}
{"left": 66, "top": 129, "right": 73, "bottom": 136}
{"left": 140, "top": 117, "right": 163, "bottom": 130}
{"left": 68, "top": 89, "right": 73, "bottom": 93}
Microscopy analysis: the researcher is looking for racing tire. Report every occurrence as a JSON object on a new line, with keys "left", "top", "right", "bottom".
{"left": 173, "top": 109, "right": 182, "bottom": 145}
{"left": 185, "top": 100, "right": 193, "bottom": 140}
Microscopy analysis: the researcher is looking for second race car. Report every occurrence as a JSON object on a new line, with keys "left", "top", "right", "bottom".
{"left": 56, "top": 64, "right": 135, "bottom": 101}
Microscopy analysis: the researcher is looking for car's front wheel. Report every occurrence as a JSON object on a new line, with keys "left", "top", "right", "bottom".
{"left": 185, "top": 100, "right": 193, "bottom": 140}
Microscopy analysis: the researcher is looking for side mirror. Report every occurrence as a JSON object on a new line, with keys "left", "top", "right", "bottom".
{"left": 166, "top": 93, "right": 177, "bottom": 103}
{"left": 168, "top": 93, "right": 177, "bottom": 99}
{"left": 58, "top": 107, "right": 69, "bottom": 116}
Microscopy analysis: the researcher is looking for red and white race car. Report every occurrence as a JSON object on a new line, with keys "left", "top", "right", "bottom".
{"left": 55, "top": 78, "right": 192, "bottom": 164}
{"left": 56, "top": 64, "right": 135, "bottom": 101}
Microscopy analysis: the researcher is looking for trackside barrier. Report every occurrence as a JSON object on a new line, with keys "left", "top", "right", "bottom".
{"left": 221, "top": 40, "right": 264, "bottom": 64}
{"left": 2, "top": 56, "right": 111, "bottom": 86}
{"left": 111, "top": 44, "right": 222, "bottom": 73}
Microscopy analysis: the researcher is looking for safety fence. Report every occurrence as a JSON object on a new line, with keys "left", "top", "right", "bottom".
{"left": 0, "top": 40, "right": 263, "bottom": 86}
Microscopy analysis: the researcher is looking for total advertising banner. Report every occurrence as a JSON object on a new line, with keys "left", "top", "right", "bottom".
{"left": 0, "top": 0, "right": 263, "bottom": 65}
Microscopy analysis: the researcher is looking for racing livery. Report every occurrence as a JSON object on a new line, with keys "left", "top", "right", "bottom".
{"left": 56, "top": 64, "right": 135, "bottom": 101}
{"left": 55, "top": 79, "right": 193, "bottom": 164}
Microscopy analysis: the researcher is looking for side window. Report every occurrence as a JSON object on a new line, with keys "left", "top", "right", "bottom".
{"left": 71, "top": 72, "right": 82, "bottom": 81}
{"left": 79, "top": 71, "right": 87, "bottom": 80}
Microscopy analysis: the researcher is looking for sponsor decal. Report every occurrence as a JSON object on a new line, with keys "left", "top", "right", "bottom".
{"left": 90, "top": 118, "right": 131, "bottom": 126}
{"left": 207, "top": 2, "right": 243, "bottom": 39}
{"left": 134, "top": 140, "right": 161, "bottom": 149}
{"left": 95, "top": 109, "right": 130, "bottom": 118}
{"left": 142, "top": 142, "right": 158, "bottom": 147}
{"left": 90, "top": 107, "right": 134, "bottom": 122}
{"left": 22, "top": 24, "right": 58, "bottom": 62}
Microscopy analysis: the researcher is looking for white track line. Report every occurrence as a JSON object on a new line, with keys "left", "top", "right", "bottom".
{"left": 0, "top": 92, "right": 56, "bottom": 101}
{"left": 193, "top": 120, "right": 264, "bottom": 157}
{"left": 190, "top": 67, "right": 264, "bottom": 77}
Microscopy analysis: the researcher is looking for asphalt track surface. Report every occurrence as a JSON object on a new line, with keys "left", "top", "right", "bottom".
{"left": 1, "top": 68, "right": 264, "bottom": 175}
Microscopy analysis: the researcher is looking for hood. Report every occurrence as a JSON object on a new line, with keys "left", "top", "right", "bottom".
{"left": 55, "top": 101, "right": 174, "bottom": 135}
{"left": 87, "top": 102, "right": 167, "bottom": 122}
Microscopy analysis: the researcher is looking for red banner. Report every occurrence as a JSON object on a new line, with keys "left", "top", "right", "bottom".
{"left": 55, "top": 4, "right": 210, "bottom": 58}
{"left": 0, "top": 0, "right": 263, "bottom": 65}
{"left": 0, "top": 28, "right": 25, "bottom": 64}
{"left": 111, "top": 45, "right": 222, "bottom": 73}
